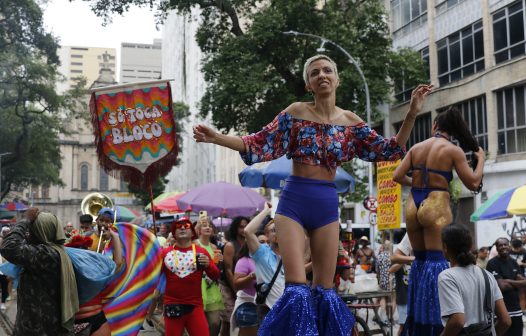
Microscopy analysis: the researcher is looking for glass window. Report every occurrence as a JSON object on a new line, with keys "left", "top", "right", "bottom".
{"left": 100, "top": 169, "right": 109, "bottom": 191}
{"left": 80, "top": 164, "right": 88, "bottom": 191}
{"left": 517, "top": 87, "right": 526, "bottom": 126}
{"left": 437, "top": 21, "right": 484, "bottom": 85}
{"left": 510, "top": 13, "right": 525, "bottom": 44}
{"left": 120, "top": 178, "right": 128, "bottom": 192}
{"left": 394, "top": 113, "right": 431, "bottom": 149}
{"left": 391, "top": 0, "right": 427, "bottom": 31}
{"left": 393, "top": 47, "right": 430, "bottom": 103}
{"left": 462, "top": 35, "right": 474, "bottom": 64}
{"left": 41, "top": 185, "right": 49, "bottom": 199}
{"left": 493, "top": 0, "right": 526, "bottom": 64}
{"left": 496, "top": 85, "right": 526, "bottom": 154}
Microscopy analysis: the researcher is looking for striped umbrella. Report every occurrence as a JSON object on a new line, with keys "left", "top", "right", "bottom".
{"left": 470, "top": 185, "right": 526, "bottom": 221}
{"left": 144, "top": 191, "right": 183, "bottom": 211}
{"left": 114, "top": 205, "right": 141, "bottom": 222}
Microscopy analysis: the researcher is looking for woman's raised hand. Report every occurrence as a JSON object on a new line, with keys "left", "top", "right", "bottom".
{"left": 193, "top": 124, "right": 217, "bottom": 144}
{"left": 409, "top": 84, "right": 433, "bottom": 115}
{"left": 474, "top": 147, "right": 486, "bottom": 161}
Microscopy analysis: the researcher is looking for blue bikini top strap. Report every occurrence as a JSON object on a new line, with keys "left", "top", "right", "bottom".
{"left": 411, "top": 164, "right": 453, "bottom": 186}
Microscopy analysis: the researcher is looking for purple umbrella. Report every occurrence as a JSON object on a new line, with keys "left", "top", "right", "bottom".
{"left": 177, "top": 182, "right": 266, "bottom": 217}
{"left": 212, "top": 217, "right": 233, "bottom": 228}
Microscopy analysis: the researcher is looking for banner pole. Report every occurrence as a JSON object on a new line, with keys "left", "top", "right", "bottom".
{"left": 149, "top": 184, "right": 157, "bottom": 236}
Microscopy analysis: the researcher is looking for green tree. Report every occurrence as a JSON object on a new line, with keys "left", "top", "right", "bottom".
{"left": 0, "top": 0, "right": 87, "bottom": 201}
{"left": 126, "top": 101, "right": 191, "bottom": 205}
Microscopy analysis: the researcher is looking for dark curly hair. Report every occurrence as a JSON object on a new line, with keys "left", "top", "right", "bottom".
{"left": 442, "top": 224, "right": 476, "bottom": 267}
{"left": 227, "top": 216, "right": 249, "bottom": 242}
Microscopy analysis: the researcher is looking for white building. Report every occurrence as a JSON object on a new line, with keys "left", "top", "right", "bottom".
{"left": 162, "top": 9, "right": 246, "bottom": 192}
{"left": 386, "top": 0, "right": 526, "bottom": 245}
{"left": 120, "top": 39, "right": 163, "bottom": 84}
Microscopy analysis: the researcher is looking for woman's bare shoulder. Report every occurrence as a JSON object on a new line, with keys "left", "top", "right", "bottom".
{"left": 340, "top": 109, "right": 364, "bottom": 125}
{"left": 285, "top": 102, "right": 309, "bottom": 118}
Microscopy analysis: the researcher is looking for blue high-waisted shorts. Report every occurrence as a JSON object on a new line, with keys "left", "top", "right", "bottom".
{"left": 276, "top": 175, "right": 339, "bottom": 231}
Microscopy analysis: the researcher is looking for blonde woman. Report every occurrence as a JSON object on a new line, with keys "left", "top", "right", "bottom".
{"left": 195, "top": 218, "right": 224, "bottom": 336}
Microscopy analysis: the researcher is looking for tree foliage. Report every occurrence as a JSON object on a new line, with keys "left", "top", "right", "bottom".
{"left": 79, "top": 0, "right": 425, "bottom": 130}
{"left": 0, "top": 0, "right": 87, "bottom": 201}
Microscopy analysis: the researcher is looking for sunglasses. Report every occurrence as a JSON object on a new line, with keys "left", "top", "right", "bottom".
{"left": 175, "top": 222, "right": 192, "bottom": 230}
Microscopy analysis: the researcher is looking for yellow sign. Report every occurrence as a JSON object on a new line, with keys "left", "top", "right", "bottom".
{"left": 376, "top": 160, "right": 401, "bottom": 230}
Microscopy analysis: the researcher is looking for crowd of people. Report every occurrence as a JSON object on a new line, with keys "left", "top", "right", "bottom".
{"left": 0, "top": 52, "right": 522, "bottom": 336}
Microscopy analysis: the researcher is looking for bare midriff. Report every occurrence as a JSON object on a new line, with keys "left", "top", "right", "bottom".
{"left": 292, "top": 161, "right": 337, "bottom": 181}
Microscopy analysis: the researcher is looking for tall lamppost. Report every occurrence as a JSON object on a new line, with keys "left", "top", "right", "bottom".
{"left": 283, "top": 31, "right": 375, "bottom": 211}
{"left": 0, "top": 152, "right": 12, "bottom": 201}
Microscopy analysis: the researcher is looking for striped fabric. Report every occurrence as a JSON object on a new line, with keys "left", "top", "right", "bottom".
{"left": 100, "top": 222, "right": 162, "bottom": 336}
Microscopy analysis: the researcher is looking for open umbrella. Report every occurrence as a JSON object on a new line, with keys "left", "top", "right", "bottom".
{"left": 151, "top": 192, "right": 187, "bottom": 212}
{"left": 114, "top": 205, "right": 141, "bottom": 222}
{"left": 212, "top": 217, "right": 233, "bottom": 228}
{"left": 144, "top": 191, "right": 184, "bottom": 211}
{"left": 0, "top": 202, "right": 28, "bottom": 211}
{"left": 176, "top": 182, "right": 266, "bottom": 217}
{"left": 470, "top": 184, "right": 526, "bottom": 221}
{"left": 239, "top": 156, "right": 355, "bottom": 193}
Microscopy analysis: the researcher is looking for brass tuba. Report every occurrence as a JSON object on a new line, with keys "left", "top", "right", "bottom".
{"left": 81, "top": 192, "right": 114, "bottom": 222}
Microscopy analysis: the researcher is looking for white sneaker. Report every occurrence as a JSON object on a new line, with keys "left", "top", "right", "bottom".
{"left": 0, "top": 303, "right": 6, "bottom": 310}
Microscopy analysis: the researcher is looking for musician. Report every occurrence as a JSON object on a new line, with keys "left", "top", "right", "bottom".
{"left": 89, "top": 208, "right": 123, "bottom": 264}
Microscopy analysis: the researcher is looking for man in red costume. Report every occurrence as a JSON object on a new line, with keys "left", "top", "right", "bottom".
{"left": 162, "top": 216, "right": 220, "bottom": 335}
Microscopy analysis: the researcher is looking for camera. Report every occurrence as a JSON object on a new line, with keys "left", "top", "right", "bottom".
{"left": 199, "top": 210, "right": 208, "bottom": 221}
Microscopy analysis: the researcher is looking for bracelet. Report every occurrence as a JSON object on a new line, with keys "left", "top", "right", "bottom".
{"left": 473, "top": 175, "right": 484, "bottom": 194}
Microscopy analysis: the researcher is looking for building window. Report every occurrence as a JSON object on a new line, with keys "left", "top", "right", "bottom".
{"left": 71, "top": 69, "right": 83, "bottom": 73}
{"left": 438, "top": 96, "right": 488, "bottom": 151}
{"left": 120, "top": 178, "right": 128, "bottom": 192}
{"left": 71, "top": 62, "right": 83, "bottom": 66}
{"left": 437, "top": 21, "right": 484, "bottom": 86}
{"left": 41, "top": 185, "right": 50, "bottom": 199}
{"left": 496, "top": 85, "right": 526, "bottom": 154}
{"left": 394, "top": 112, "right": 432, "bottom": 149}
{"left": 436, "top": 0, "right": 466, "bottom": 14}
{"left": 80, "top": 163, "right": 89, "bottom": 191}
{"left": 394, "top": 47, "right": 430, "bottom": 103}
{"left": 391, "top": 0, "right": 428, "bottom": 32}
{"left": 71, "top": 47, "right": 88, "bottom": 51}
{"left": 71, "top": 54, "right": 83, "bottom": 58}
{"left": 493, "top": 0, "right": 526, "bottom": 64}
{"left": 100, "top": 169, "right": 109, "bottom": 191}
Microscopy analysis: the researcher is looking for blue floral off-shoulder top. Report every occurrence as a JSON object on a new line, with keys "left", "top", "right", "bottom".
{"left": 240, "top": 111, "right": 406, "bottom": 167}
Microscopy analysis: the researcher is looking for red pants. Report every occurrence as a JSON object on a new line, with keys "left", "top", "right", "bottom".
{"left": 164, "top": 306, "right": 209, "bottom": 336}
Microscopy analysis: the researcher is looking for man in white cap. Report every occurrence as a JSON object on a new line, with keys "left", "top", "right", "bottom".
{"left": 356, "top": 236, "right": 375, "bottom": 273}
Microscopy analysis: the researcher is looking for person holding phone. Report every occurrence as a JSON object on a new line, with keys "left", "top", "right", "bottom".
{"left": 393, "top": 106, "right": 485, "bottom": 336}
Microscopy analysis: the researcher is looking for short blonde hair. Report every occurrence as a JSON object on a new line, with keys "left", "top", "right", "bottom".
{"left": 303, "top": 54, "right": 339, "bottom": 85}
{"left": 195, "top": 218, "right": 213, "bottom": 236}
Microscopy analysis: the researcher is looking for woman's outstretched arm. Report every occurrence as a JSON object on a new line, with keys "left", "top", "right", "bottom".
{"left": 395, "top": 84, "right": 433, "bottom": 148}
{"left": 193, "top": 124, "right": 246, "bottom": 152}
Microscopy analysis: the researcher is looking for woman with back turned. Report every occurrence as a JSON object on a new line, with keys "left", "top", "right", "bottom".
{"left": 393, "top": 107, "right": 486, "bottom": 335}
